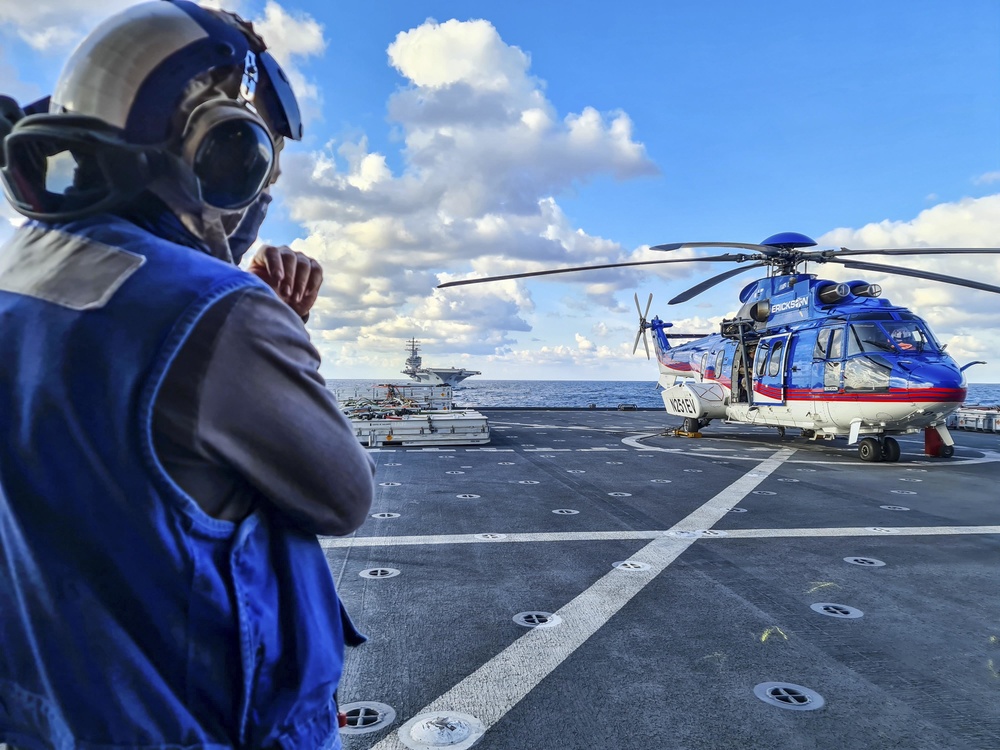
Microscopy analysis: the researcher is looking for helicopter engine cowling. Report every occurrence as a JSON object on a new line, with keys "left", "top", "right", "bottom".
{"left": 849, "top": 281, "right": 882, "bottom": 298}
{"left": 817, "top": 282, "right": 851, "bottom": 305}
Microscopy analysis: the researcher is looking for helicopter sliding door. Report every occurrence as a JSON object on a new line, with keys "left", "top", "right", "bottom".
{"left": 751, "top": 334, "right": 791, "bottom": 406}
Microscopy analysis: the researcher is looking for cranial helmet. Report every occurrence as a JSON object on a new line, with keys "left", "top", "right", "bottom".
{"left": 0, "top": 0, "right": 301, "bottom": 230}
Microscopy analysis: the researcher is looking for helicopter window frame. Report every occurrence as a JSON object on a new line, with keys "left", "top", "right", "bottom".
{"left": 814, "top": 325, "right": 845, "bottom": 361}
{"left": 828, "top": 327, "right": 844, "bottom": 359}
{"left": 848, "top": 323, "right": 895, "bottom": 356}
{"left": 715, "top": 349, "right": 725, "bottom": 379}
{"left": 767, "top": 339, "right": 784, "bottom": 378}
{"left": 814, "top": 329, "right": 830, "bottom": 359}
{"left": 755, "top": 340, "right": 771, "bottom": 377}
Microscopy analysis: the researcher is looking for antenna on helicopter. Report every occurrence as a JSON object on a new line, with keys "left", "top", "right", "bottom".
{"left": 632, "top": 292, "right": 652, "bottom": 359}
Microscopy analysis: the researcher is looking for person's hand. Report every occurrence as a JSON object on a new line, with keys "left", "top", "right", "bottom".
{"left": 246, "top": 244, "right": 323, "bottom": 319}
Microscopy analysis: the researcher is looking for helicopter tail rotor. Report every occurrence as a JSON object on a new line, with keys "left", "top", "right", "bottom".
{"left": 633, "top": 292, "right": 652, "bottom": 359}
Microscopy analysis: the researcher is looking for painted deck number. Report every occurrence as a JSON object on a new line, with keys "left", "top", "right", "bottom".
{"left": 670, "top": 398, "right": 697, "bottom": 415}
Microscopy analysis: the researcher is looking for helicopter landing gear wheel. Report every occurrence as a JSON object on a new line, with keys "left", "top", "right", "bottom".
{"left": 881, "top": 437, "right": 901, "bottom": 462}
{"left": 858, "top": 437, "right": 883, "bottom": 462}
{"left": 940, "top": 444, "right": 954, "bottom": 458}
{"left": 776, "top": 426, "right": 786, "bottom": 438}
{"left": 682, "top": 417, "right": 699, "bottom": 434}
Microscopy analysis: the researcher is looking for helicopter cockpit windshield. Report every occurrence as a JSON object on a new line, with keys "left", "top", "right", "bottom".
{"left": 847, "top": 320, "right": 938, "bottom": 355}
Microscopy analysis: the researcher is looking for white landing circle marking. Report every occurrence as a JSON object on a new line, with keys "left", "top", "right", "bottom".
{"left": 880, "top": 505, "right": 910, "bottom": 511}
{"left": 445, "top": 471, "right": 465, "bottom": 475}
{"left": 683, "top": 469, "right": 703, "bottom": 473}
{"left": 552, "top": 509, "right": 580, "bottom": 515}
{"left": 608, "top": 492, "right": 632, "bottom": 497}
{"left": 518, "top": 480, "right": 540, "bottom": 485}
{"left": 385, "top": 463, "right": 401, "bottom": 466}
{"left": 613, "top": 560, "right": 651, "bottom": 571}
{"left": 498, "top": 462, "right": 515, "bottom": 466}
{"left": 379, "top": 482, "right": 401, "bottom": 487}
{"left": 621, "top": 435, "right": 1000, "bottom": 467}
{"left": 650, "top": 479, "right": 672, "bottom": 483}
{"left": 606, "top": 461, "right": 623, "bottom": 465}
{"left": 371, "top": 512, "right": 401, "bottom": 519}
{"left": 456, "top": 494, "right": 481, "bottom": 499}
{"left": 567, "top": 469, "right": 586, "bottom": 474}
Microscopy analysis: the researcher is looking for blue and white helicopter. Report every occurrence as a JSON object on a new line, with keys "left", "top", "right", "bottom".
{"left": 439, "top": 232, "right": 1000, "bottom": 461}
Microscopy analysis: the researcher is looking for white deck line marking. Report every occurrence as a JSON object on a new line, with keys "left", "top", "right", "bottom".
{"left": 619, "top": 434, "right": 1000, "bottom": 466}
{"left": 320, "top": 530, "right": 665, "bottom": 549}
{"left": 320, "top": 523, "right": 1000, "bottom": 549}
{"left": 716, "top": 525, "right": 1000, "bottom": 539}
{"left": 367, "top": 449, "right": 794, "bottom": 750}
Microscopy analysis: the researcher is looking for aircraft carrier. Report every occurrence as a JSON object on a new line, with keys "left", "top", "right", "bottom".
{"left": 324, "top": 409, "right": 1000, "bottom": 750}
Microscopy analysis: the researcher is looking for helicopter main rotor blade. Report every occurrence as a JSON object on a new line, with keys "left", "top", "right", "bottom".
{"left": 652, "top": 241, "right": 776, "bottom": 254}
{"left": 643, "top": 292, "right": 653, "bottom": 319}
{"left": 816, "top": 247, "right": 1000, "bottom": 260}
{"left": 437, "top": 254, "right": 742, "bottom": 288}
{"left": 828, "top": 258, "right": 1000, "bottom": 295}
{"left": 632, "top": 326, "right": 643, "bottom": 356}
{"left": 668, "top": 262, "right": 769, "bottom": 305}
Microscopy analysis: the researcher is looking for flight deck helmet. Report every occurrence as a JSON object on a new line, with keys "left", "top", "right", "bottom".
{"left": 0, "top": 0, "right": 302, "bottom": 222}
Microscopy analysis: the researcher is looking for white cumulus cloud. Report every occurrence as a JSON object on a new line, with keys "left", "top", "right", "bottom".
{"left": 280, "top": 17, "right": 658, "bottom": 377}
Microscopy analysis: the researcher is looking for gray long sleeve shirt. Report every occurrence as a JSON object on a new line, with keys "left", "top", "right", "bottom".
{"left": 152, "top": 286, "right": 374, "bottom": 536}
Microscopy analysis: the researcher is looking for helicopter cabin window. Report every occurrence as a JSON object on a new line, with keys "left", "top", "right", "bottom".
{"left": 755, "top": 340, "right": 771, "bottom": 377}
{"left": 847, "top": 323, "right": 894, "bottom": 355}
{"left": 767, "top": 340, "right": 784, "bottom": 377}
{"left": 814, "top": 327, "right": 844, "bottom": 360}
{"left": 815, "top": 326, "right": 844, "bottom": 390}
{"left": 701, "top": 352, "right": 709, "bottom": 375}
{"left": 847, "top": 321, "right": 938, "bottom": 355}
{"left": 715, "top": 350, "right": 725, "bottom": 379}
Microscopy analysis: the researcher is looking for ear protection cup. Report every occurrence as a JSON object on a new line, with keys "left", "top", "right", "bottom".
{"left": 180, "top": 100, "right": 275, "bottom": 211}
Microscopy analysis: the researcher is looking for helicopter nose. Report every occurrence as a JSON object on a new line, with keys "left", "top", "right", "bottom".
{"left": 906, "top": 363, "right": 966, "bottom": 402}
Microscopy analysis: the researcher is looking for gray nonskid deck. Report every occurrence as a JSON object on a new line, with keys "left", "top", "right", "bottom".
{"left": 326, "top": 410, "right": 1000, "bottom": 750}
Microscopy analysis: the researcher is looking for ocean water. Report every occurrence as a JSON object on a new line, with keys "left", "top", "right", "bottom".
{"left": 327, "top": 379, "right": 1000, "bottom": 409}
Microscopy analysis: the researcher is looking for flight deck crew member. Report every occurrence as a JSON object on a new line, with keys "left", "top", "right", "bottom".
{"left": 0, "top": 3, "right": 374, "bottom": 748}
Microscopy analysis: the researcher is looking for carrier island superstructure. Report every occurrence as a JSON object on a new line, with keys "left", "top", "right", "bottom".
{"left": 401, "top": 338, "right": 480, "bottom": 387}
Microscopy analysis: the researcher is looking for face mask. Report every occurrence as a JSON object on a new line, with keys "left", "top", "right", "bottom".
{"left": 227, "top": 191, "right": 271, "bottom": 265}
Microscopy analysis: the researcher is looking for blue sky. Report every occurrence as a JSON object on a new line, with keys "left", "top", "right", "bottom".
{"left": 2, "top": 0, "right": 999, "bottom": 381}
